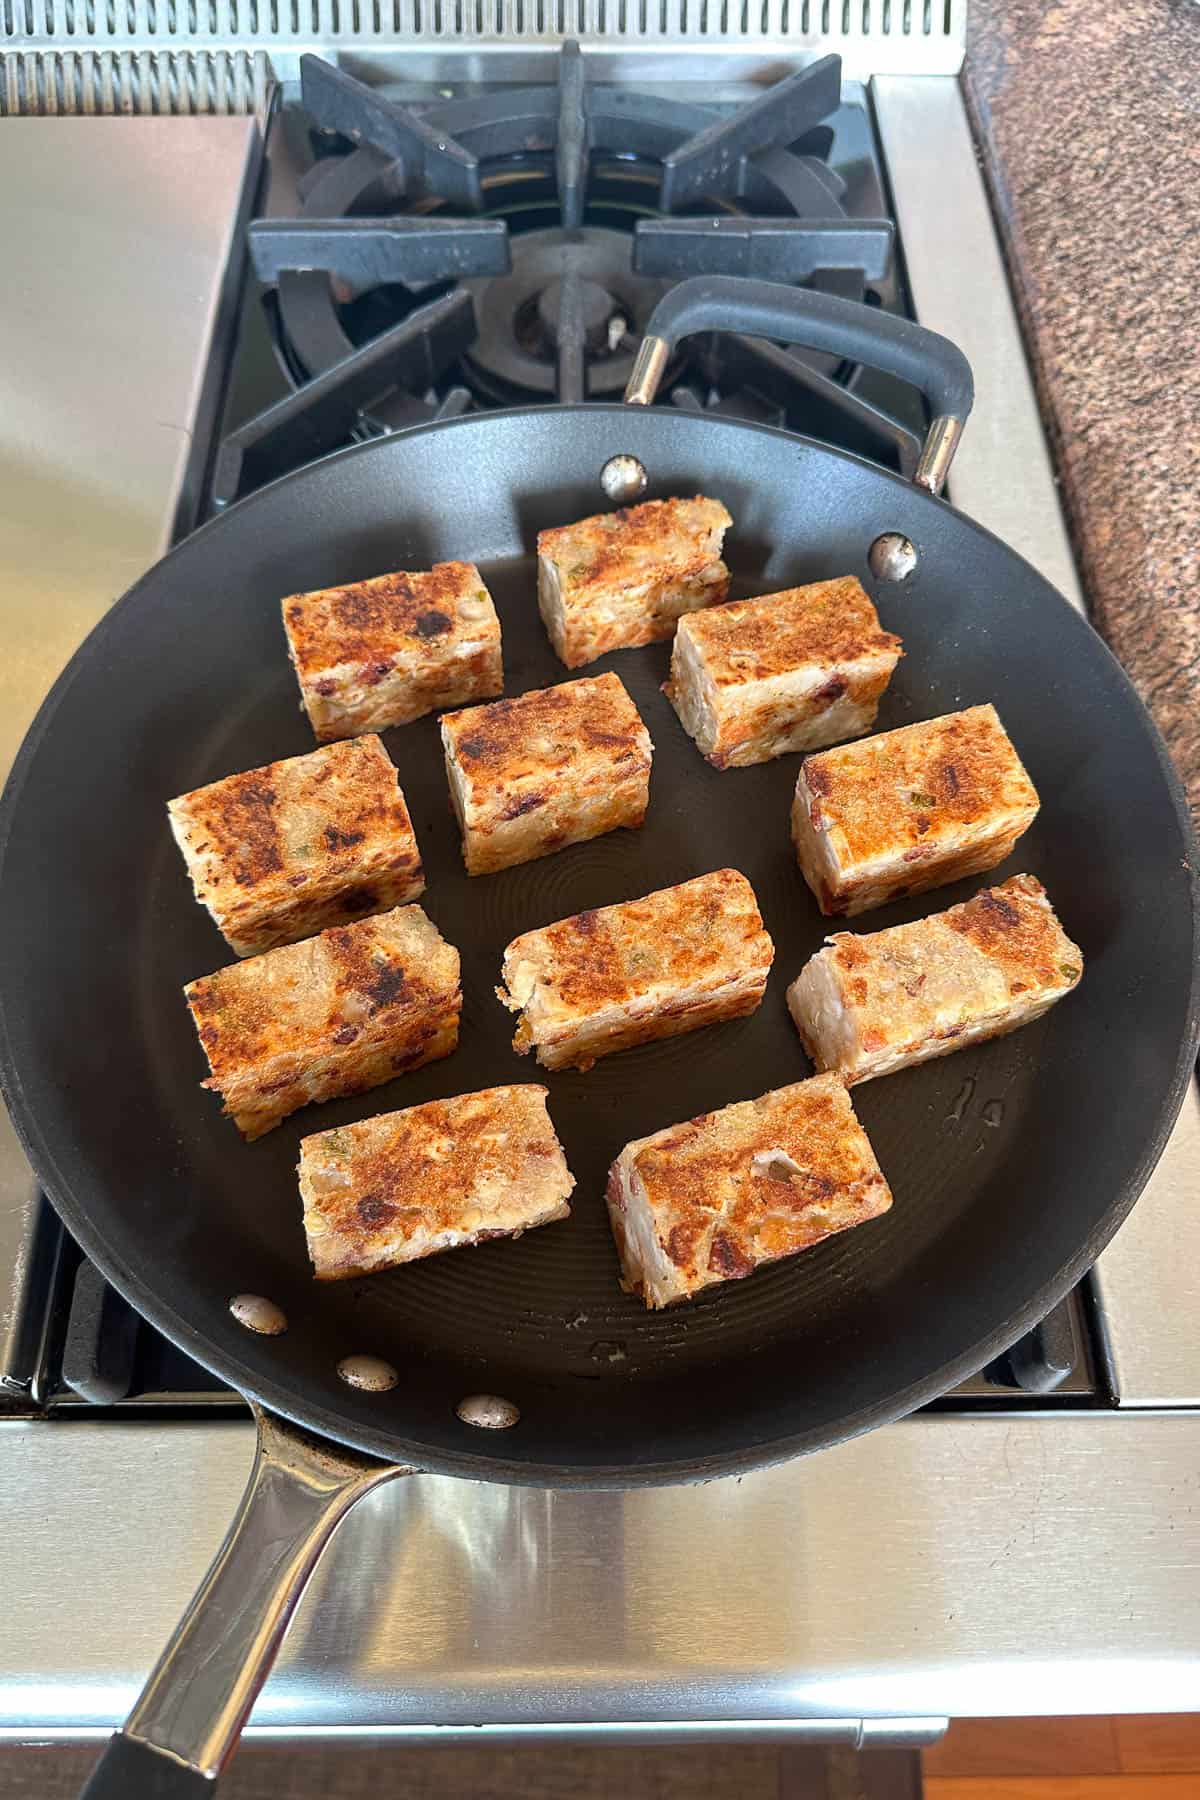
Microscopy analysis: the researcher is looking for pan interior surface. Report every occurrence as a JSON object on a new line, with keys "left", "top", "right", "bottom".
{"left": 0, "top": 407, "right": 1194, "bottom": 1484}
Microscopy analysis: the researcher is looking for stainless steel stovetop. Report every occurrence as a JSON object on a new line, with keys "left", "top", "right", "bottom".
{"left": 1, "top": 13, "right": 1198, "bottom": 1745}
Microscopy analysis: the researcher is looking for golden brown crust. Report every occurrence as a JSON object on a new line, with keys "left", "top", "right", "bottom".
{"left": 607, "top": 1076, "right": 892, "bottom": 1308}
{"left": 281, "top": 562, "right": 502, "bottom": 741}
{"left": 441, "top": 673, "right": 652, "bottom": 876}
{"left": 298, "top": 1085, "right": 574, "bottom": 1280}
{"left": 680, "top": 578, "right": 901, "bottom": 687}
{"left": 184, "top": 905, "right": 460, "bottom": 1137}
{"left": 284, "top": 562, "right": 489, "bottom": 675}
{"left": 503, "top": 867, "right": 773, "bottom": 1051}
{"left": 537, "top": 496, "right": 732, "bottom": 667}
{"left": 942, "top": 872, "right": 1080, "bottom": 986}
{"left": 499, "top": 868, "right": 774, "bottom": 1071}
{"left": 793, "top": 704, "right": 1039, "bottom": 915}
{"left": 539, "top": 495, "right": 731, "bottom": 597}
{"left": 444, "top": 672, "right": 647, "bottom": 779}
{"left": 167, "top": 736, "right": 424, "bottom": 956}
{"left": 787, "top": 874, "right": 1083, "bottom": 1084}
{"left": 803, "top": 704, "right": 1037, "bottom": 862}
{"left": 666, "top": 577, "right": 902, "bottom": 769}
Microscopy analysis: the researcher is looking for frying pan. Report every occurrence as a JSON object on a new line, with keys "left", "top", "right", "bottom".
{"left": 0, "top": 280, "right": 1196, "bottom": 1797}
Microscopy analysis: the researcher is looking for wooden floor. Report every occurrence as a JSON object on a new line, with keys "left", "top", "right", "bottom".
{"left": 2, "top": 1717, "right": 1198, "bottom": 1797}
{"left": 923, "top": 1715, "right": 1200, "bottom": 1799}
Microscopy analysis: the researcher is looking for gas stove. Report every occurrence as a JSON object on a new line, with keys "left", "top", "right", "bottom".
{"left": 215, "top": 49, "right": 924, "bottom": 503}
{"left": 4, "top": 51, "right": 1095, "bottom": 1417}
{"left": 2, "top": 8, "right": 1198, "bottom": 1746}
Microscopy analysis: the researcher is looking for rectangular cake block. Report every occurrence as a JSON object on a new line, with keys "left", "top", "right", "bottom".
{"left": 537, "top": 494, "right": 732, "bottom": 668}
{"left": 184, "top": 905, "right": 460, "bottom": 1140}
{"left": 297, "top": 1085, "right": 574, "bottom": 1280}
{"left": 167, "top": 735, "right": 424, "bottom": 957}
{"left": 282, "top": 561, "right": 502, "bottom": 742}
{"left": 497, "top": 867, "right": 774, "bottom": 1073}
{"left": 664, "top": 576, "right": 902, "bottom": 768}
{"left": 787, "top": 873, "right": 1082, "bottom": 1084}
{"left": 440, "top": 672, "right": 652, "bottom": 876}
{"left": 791, "top": 703, "right": 1039, "bottom": 916}
{"left": 606, "top": 1075, "right": 892, "bottom": 1308}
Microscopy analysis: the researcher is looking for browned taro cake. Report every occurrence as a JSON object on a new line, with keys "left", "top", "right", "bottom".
{"left": 537, "top": 494, "right": 731, "bottom": 668}
{"left": 183, "top": 905, "right": 460, "bottom": 1140}
{"left": 606, "top": 1075, "right": 892, "bottom": 1308}
{"left": 167, "top": 735, "right": 423, "bottom": 957}
{"left": 791, "top": 704, "right": 1039, "bottom": 916}
{"left": 282, "top": 561, "right": 502, "bottom": 741}
{"left": 497, "top": 867, "right": 774, "bottom": 1073}
{"left": 440, "top": 672, "right": 652, "bottom": 876}
{"left": 787, "top": 873, "right": 1082, "bottom": 1084}
{"left": 297, "top": 1085, "right": 574, "bottom": 1280}
{"left": 664, "top": 576, "right": 902, "bottom": 768}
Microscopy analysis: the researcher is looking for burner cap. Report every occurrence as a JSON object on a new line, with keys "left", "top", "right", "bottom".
{"left": 536, "top": 276, "right": 619, "bottom": 355}
{"left": 466, "top": 227, "right": 663, "bottom": 402}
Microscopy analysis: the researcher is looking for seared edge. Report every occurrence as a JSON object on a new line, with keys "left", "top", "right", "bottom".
{"left": 791, "top": 703, "right": 1040, "bottom": 916}
{"left": 787, "top": 872, "right": 1083, "bottom": 1083}
{"left": 605, "top": 1073, "right": 892, "bottom": 1308}
{"left": 497, "top": 867, "right": 774, "bottom": 1072}
{"left": 281, "top": 561, "right": 503, "bottom": 742}
{"left": 166, "top": 735, "right": 424, "bottom": 956}
{"left": 183, "top": 904, "right": 461, "bottom": 1139}
{"left": 537, "top": 495, "right": 732, "bottom": 668}
{"left": 440, "top": 672, "right": 652, "bottom": 876}
{"left": 298, "top": 1083, "right": 574, "bottom": 1280}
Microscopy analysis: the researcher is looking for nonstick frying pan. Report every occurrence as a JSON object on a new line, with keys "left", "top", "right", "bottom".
{"left": 0, "top": 280, "right": 1196, "bottom": 1797}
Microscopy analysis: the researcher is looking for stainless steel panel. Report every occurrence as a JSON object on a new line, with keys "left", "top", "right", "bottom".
{"left": 872, "top": 77, "right": 1082, "bottom": 608}
{"left": 3, "top": 1413, "right": 1200, "bottom": 1737}
{"left": 876, "top": 77, "right": 1200, "bottom": 1408}
{"left": 1092, "top": 1085, "right": 1200, "bottom": 1406}
{"left": 3, "top": 2, "right": 967, "bottom": 116}
{"left": 0, "top": 116, "right": 260, "bottom": 1396}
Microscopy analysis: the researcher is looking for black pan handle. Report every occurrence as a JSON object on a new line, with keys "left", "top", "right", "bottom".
{"left": 624, "top": 276, "right": 974, "bottom": 495}
{"left": 79, "top": 1406, "right": 411, "bottom": 1799}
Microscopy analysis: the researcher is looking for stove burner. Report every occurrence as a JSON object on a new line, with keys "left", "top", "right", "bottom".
{"left": 219, "top": 48, "right": 922, "bottom": 508}
{"left": 536, "top": 278, "right": 614, "bottom": 353}
{"left": 466, "top": 228, "right": 663, "bottom": 402}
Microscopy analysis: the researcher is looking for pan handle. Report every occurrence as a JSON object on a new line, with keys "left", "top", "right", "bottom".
{"left": 79, "top": 1405, "right": 411, "bottom": 1799}
{"left": 624, "top": 276, "right": 974, "bottom": 496}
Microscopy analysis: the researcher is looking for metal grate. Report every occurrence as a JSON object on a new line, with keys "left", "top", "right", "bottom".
{"left": 1, "top": 0, "right": 965, "bottom": 112}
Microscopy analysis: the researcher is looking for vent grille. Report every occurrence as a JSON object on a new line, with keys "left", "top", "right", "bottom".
{"left": 3, "top": 0, "right": 963, "bottom": 33}
{"left": 2, "top": 0, "right": 965, "bottom": 112}
{"left": 1, "top": 45, "right": 269, "bottom": 109}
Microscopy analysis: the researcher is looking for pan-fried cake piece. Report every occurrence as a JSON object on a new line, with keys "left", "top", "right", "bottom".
{"left": 537, "top": 495, "right": 732, "bottom": 668}
{"left": 441, "top": 672, "right": 652, "bottom": 876}
{"left": 664, "top": 576, "right": 902, "bottom": 768}
{"left": 788, "top": 873, "right": 1082, "bottom": 1085}
{"left": 297, "top": 1085, "right": 574, "bottom": 1280}
{"left": 167, "top": 735, "right": 424, "bottom": 958}
{"left": 497, "top": 867, "right": 774, "bottom": 1073}
{"left": 184, "top": 905, "right": 460, "bottom": 1140}
{"left": 606, "top": 1075, "right": 892, "bottom": 1308}
{"left": 791, "top": 703, "right": 1039, "bottom": 917}
{"left": 282, "top": 561, "right": 502, "bottom": 742}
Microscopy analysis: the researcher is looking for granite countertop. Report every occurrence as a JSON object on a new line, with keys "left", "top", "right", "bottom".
{"left": 964, "top": 0, "right": 1200, "bottom": 823}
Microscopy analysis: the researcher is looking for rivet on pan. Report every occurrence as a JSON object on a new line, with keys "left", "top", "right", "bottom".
{"left": 229, "top": 1294, "right": 287, "bottom": 1337}
{"left": 868, "top": 532, "right": 918, "bottom": 582}
{"left": 456, "top": 1393, "right": 520, "bottom": 1430}
{"left": 337, "top": 1355, "right": 399, "bottom": 1393}
{"left": 600, "top": 454, "right": 648, "bottom": 505}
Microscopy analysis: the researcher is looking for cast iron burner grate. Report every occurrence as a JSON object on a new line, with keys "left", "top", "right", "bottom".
{"left": 215, "top": 48, "right": 924, "bottom": 507}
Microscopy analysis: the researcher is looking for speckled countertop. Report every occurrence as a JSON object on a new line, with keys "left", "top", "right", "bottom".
{"left": 964, "top": 0, "right": 1200, "bottom": 821}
